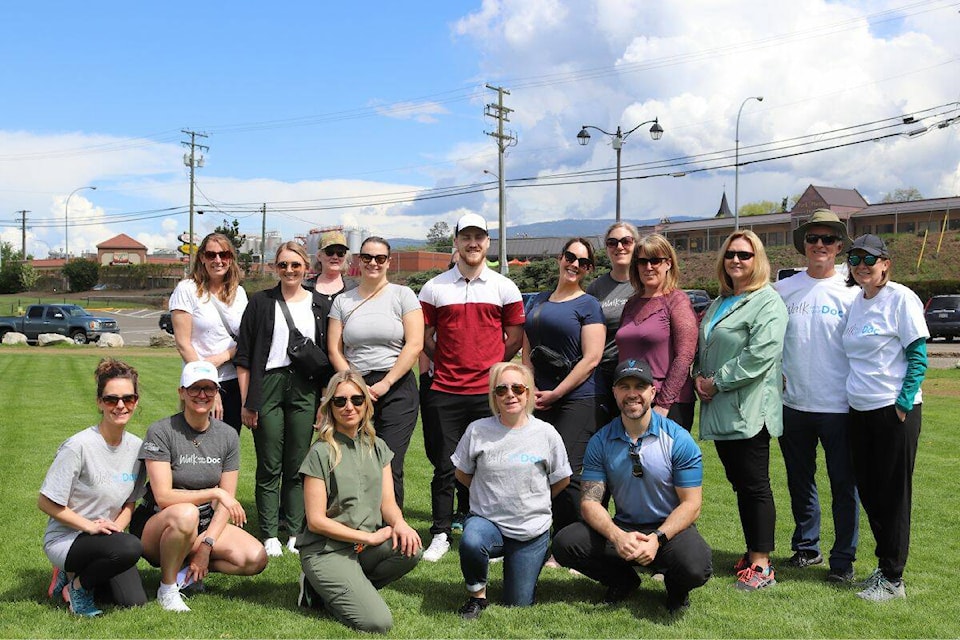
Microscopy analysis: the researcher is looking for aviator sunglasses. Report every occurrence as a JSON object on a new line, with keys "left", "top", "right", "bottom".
{"left": 100, "top": 394, "right": 139, "bottom": 406}
{"left": 561, "top": 250, "right": 593, "bottom": 270}
{"left": 203, "top": 250, "right": 232, "bottom": 261}
{"left": 332, "top": 394, "right": 366, "bottom": 408}
{"left": 359, "top": 253, "right": 389, "bottom": 265}
{"left": 628, "top": 445, "right": 644, "bottom": 478}
{"left": 847, "top": 254, "right": 881, "bottom": 267}
{"left": 494, "top": 383, "right": 528, "bottom": 397}
{"left": 804, "top": 234, "right": 840, "bottom": 246}
{"left": 276, "top": 261, "right": 304, "bottom": 270}
{"left": 605, "top": 236, "right": 635, "bottom": 249}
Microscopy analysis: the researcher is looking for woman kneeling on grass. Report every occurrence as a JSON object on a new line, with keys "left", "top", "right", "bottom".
{"left": 452, "top": 362, "right": 572, "bottom": 620}
{"left": 297, "top": 370, "right": 422, "bottom": 633}
{"left": 131, "top": 361, "right": 267, "bottom": 612}
{"left": 39, "top": 359, "right": 147, "bottom": 617}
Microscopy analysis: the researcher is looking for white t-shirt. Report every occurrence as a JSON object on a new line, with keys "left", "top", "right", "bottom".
{"left": 266, "top": 295, "right": 317, "bottom": 370}
{"left": 775, "top": 271, "right": 859, "bottom": 413}
{"left": 169, "top": 280, "right": 248, "bottom": 382}
{"left": 330, "top": 283, "right": 421, "bottom": 374}
{"left": 841, "top": 281, "right": 929, "bottom": 411}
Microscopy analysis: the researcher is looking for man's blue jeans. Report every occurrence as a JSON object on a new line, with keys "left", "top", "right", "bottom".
{"left": 459, "top": 515, "right": 550, "bottom": 606}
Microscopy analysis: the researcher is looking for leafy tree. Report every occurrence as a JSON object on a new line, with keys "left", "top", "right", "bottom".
{"left": 426, "top": 221, "right": 453, "bottom": 252}
{"left": 404, "top": 268, "right": 444, "bottom": 294}
{"left": 881, "top": 187, "right": 923, "bottom": 203}
{"left": 214, "top": 218, "right": 246, "bottom": 249}
{"left": 0, "top": 242, "right": 31, "bottom": 293}
{"left": 738, "top": 200, "right": 781, "bottom": 217}
{"left": 62, "top": 258, "right": 99, "bottom": 292}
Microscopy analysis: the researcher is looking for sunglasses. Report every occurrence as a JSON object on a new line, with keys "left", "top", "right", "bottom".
{"left": 203, "top": 250, "right": 232, "bottom": 261}
{"left": 332, "top": 394, "right": 365, "bottom": 408}
{"left": 605, "top": 236, "right": 635, "bottom": 249}
{"left": 636, "top": 256, "right": 668, "bottom": 267}
{"left": 323, "top": 247, "right": 347, "bottom": 258}
{"left": 276, "top": 261, "right": 304, "bottom": 270}
{"left": 100, "top": 394, "right": 139, "bottom": 406}
{"left": 185, "top": 385, "right": 219, "bottom": 398}
{"left": 494, "top": 383, "right": 528, "bottom": 397}
{"left": 561, "top": 250, "right": 593, "bottom": 270}
{"left": 847, "top": 254, "right": 881, "bottom": 267}
{"left": 723, "top": 250, "right": 755, "bottom": 261}
{"left": 628, "top": 446, "right": 644, "bottom": 478}
{"left": 359, "top": 253, "right": 389, "bottom": 265}
{"left": 804, "top": 234, "right": 840, "bottom": 246}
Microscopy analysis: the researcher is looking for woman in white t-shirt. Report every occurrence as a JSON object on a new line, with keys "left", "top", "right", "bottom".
{"left": 327, "top": 236, "right": 423, "bottom": 508}
{"left": 170, "top": 232, "right": 248, "bottom": 432}
{"left": 38, "top": 359, "right": 146, "bottom": 617}
{"left": 841, "top": 234, "right": 928, "bottom": 602}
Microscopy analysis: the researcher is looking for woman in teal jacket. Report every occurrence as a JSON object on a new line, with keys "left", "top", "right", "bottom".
{"left": 694, "top": 230, "right": 787, "bottom": 592}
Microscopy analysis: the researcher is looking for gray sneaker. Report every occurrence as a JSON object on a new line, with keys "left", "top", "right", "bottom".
{"left": 857, "top": 568, "right": 883, "bottom": 590}
{"left": 857, "top": 573, "right": 905, "bottom": 602}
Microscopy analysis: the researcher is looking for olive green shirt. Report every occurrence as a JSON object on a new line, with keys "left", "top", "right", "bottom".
{"left": 297, "top": 431, "right": 393, "bottom": 555}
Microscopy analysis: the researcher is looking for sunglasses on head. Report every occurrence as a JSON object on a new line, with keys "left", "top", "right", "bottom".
{"left": 628, "top": 446, "right": 644, "bottom": 478}
{"left": 100, "top": 393, "right": 139, "bottom": 406}
{"left": 323, "top": 247, "right": 347, "bottom": 258}
{"left": 203, "top": 250, "right": 232, "bottom": 261}
{"left": 276, "top": 261, "right": 304, "bottom": 270}
{"left": 605, "top": 236, "right": 635, "bottom": 249}
{"left": 494, "top": 383, "right": 528, "bottom": 397}
{"left": 723, "top": 250, "right": 755, "bottom": 261}
{"left": 636, "top": 256, "right": 668, "bottom": 267}
{"left": 847, "top": 254, "right": 881, "bottom": 267}
{"left": 185, "top": 385, "right": 219, "bottom": 398}
{"left": 332, "top": 394, "right": 365, "bottom": 408}
{"left": 804, "top": 234, "right": 840, "bottom": 246}
{"left": 561, "top": 250, "right": 593, "bottom": 270}
{"left": 359, "top": 253, "right": 389, "bottom": 265}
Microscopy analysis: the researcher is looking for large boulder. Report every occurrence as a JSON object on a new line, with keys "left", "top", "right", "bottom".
{"left": 2, "top": 331, "right": 28, "bottom": 345}
{"left": 150, "top": 332, "right": 177, "bottom": 348}
{"left": 38, "top": 333, "right": 72, "bottom": 346}
{"left": 98, "top": 333, "right": 124, "bottom": 348}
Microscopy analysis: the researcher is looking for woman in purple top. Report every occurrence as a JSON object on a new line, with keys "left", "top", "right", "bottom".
{"left": 615, "top": 234, "right": 698, "bottom": 429}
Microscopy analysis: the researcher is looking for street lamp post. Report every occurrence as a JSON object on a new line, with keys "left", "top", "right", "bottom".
{"left": 65, "top": 185, "right": 96, "bottom": 260}
{"left": 577, "top": 118, "right": 663, "bottom": 222}
{"left": 734, "top": 96, "right": 763, "bottom": 231}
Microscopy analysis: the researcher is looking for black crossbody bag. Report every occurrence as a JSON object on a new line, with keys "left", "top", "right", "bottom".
{"left": 277, "top": 296, "right": 328, "bottom": 380}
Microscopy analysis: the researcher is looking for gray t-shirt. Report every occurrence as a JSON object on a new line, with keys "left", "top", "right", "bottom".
{"left": 40, "top": 426, "right": 146, "bottom": 567}
{"left": 586, "top": 273, "right": 635, "bottom": 371}
{"left": 329, "top": 283, "right": 421, "bottom": 374}
{"left": 451, "top": 415, "right": 571, "bottom": 541}
{"left": 138, "top": 413, "right": 240, "bottom": 511}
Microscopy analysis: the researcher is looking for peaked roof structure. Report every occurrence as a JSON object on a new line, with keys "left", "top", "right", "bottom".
{"left": 716, "top": 191, "right": 732, "bottom": 218}
{"left": 96, "top": 233, "right": 147, "bottom": 250}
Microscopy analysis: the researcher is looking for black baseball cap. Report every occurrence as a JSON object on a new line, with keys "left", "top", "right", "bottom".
{"left": 613, "top": 359, "right": 655, "bottom": 386}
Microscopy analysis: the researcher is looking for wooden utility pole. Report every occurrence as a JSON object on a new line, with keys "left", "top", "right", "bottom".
{"left": 16, "top": 210, "right": 30, "bottom": 260}
{"left": 484, "top": 84, "right": 517, "bottom": 275}
{"left": 261, "top": 203, "right": 267, "bottom": 275}
{"left": 181, "top": 129, "right": 209, "bottom": 271}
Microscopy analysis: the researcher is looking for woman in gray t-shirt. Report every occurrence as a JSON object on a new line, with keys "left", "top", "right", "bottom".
{"left": 39, "top": 359, "right": 147, "bottom": 617}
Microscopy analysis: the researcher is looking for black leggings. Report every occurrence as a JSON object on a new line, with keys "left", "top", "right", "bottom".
{"left": 714, "top": 427, "right": 776, "bottom": 554}
{"left": 64, "top": 532, "right": 146, "bottom": 607}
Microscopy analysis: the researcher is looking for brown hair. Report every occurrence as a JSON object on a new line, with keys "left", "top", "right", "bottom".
{"left": 560, "top": 237, "right": 596, "bottom": 268}
{"left": 95, "top": 358, "right": 139, "bottom": 399}
{"left": 715, "top": 230, "right": 771, "bottom": 296}
{"left": 189, "top": 233, "right": 242, "bottom": 304}
{"left": 630, "top": 233, "right": 681, "bottom": 294}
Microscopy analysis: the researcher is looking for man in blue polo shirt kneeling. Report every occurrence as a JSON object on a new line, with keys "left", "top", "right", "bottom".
{"left": 553, "top": 358, "right": 712, "bottom": 613}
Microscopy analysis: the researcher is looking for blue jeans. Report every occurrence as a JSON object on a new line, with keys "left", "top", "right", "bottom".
{"left": 780, "top": 407, "right": 859, "bottom": 570}
{"left": 459, "top": 515, "right": 550, "bottom": 606}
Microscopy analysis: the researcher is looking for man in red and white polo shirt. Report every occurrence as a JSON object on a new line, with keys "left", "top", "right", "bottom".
{"left": 418, "top": 213, "right": 526, "bottom": 562}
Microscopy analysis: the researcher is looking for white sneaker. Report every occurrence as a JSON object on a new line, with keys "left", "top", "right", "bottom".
{"left": 489, "top": 556, "right": 503, "bottom": 564}
{"left": 157, "top": 586, "right": 191, "bottom": 612}
{"left": 422, "top": 533, "right": 450, "bottom": 562}
{"left": 264, "top": 537, "right": 283, "bottom": 557}
{"left": 286, "top": 537, "right": 299, "bottom": 555}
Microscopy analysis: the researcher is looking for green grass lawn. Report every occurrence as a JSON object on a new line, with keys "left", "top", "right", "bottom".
{"left": 1, "top": 348, "right": 958, "bottom": 638}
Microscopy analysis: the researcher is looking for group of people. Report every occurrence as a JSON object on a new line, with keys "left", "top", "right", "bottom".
{"left": 38, "top": 210, "right": 927, "bottom": 628}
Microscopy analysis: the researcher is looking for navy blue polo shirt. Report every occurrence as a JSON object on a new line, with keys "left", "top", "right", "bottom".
{"left": 582, "top": 412, "right": 703, "bottom": 524}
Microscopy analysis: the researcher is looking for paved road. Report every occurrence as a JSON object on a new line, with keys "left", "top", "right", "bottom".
{"left": 98, "top": 309, "right": 168, "bottom": 346}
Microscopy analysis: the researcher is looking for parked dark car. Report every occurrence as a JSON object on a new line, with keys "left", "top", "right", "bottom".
{"left": 159, "top": 311, "right": 174, "bottom": 335}
{"left": 0, "top": 304, "right": 119, "bottom": 344}
{"left": 684, "top": 289, "right": 712, "bottom": 320}
{"left": 925, "top": 294, "right": 960, "bottom": 342}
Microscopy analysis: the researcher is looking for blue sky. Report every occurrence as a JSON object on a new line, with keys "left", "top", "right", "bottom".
{"left": 2, "top": 1, "right": 959, "bottom": 258}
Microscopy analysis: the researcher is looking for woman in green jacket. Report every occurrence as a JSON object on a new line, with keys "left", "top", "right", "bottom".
{"left": 694, "top": 230, "right": 787, "bottom": 592}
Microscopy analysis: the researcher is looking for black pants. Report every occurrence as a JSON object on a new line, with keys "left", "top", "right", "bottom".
{"left": 714, "top": 427, "right": 776, "bottom": 554}
{"left": 423, "top": 389, "right": 489, "bottom": 536}
{"left": 365, "top": 369, "right": 419, "bottom": 509}
{"left": 666, "top": 401, "right": 696, "bottom": 432}
{"left": 420, "top": 374, "right": 468, "bottom": 518}
{"left": 849, "top": 404, "right": 921, "bottom": 582}
{"left": 535, "top": 396, "right": 605, "bottom": 534}
{"left": 64, "top": 532, "right": 146, "bottom": 607}
{"left": 219, "top": 377, "right": 243, "bottom": 434}
{"left": 553, "top": 521, "right": 712, "bottom": 600}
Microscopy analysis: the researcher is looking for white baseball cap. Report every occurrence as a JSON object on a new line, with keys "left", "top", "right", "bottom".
{"left": 455, "top": 213, "right": 488, "bottom": 235}
{"left": 180, "top": 361, "right": 220, "bottom": 388}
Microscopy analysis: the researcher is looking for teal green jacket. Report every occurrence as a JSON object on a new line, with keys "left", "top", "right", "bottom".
{"left": 694, "top": 285, "right": 788, "bottom": 441}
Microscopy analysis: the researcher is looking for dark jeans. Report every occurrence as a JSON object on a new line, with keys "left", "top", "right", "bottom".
{"left": 535, "top": 396, "right": 605, "bottom": 534}
{"left": 64, "top": 532, "right": 146, "bottom": 606}
{"left": 714, "top": 427, "right": 776, "bottom": 554}
{"left": 553, "top": 521, "right": 712, "bottom": 601}
{"left": 423, "top": 389, "right": 490, "bottom": 536}
{"left": 780, "top": 407, "right": 859, "bottom": 570}
{"left": 365, "top": 370, "right": 419, "bottom": 509}
{"left": 849, "top": 404, "right": 921, "bottom": 582}
{"left": 459, "top": 515, "right": 551, "bottom": 606}
{"left": 219, "top": 377, "right": 243, "bottom": 434}
{"left": 420, "top": 373, "right": 468, "bottom": 518}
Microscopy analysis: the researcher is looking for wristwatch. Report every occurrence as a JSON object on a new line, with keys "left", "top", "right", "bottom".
{"left": 202, "top": 536, "right": 216, "bottom": 548}
{"left": 653, "top": 529, "right": 668, "bottom": 548}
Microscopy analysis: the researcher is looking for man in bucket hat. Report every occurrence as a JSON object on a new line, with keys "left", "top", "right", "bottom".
{"left": 775, "top": 209, "right": 860, "bottom": 582}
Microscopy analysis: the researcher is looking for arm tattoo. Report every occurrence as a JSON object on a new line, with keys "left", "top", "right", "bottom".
{"left": 581, "top": 480, "right": 606, "bottom": 504}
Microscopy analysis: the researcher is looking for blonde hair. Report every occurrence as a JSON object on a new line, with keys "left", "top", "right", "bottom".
{"left": 189, "top": 233, "right": 241, "bottom": 304}
{"left": 605, "top": 222, "right": 640, "bottom": 243}
{"left": 315, "top": 370, "right": 377, "bottom": 469}
{"left": 275, "top": 241, "right": 309, "bottom": 266}
{"left": 715, "top": 230, "right": 771, "bottom": 296}
{"left": 487, "top": 362, "right": 536, "bottom": 416}
{"left": 630, "top": 233, "right": 681, "bottom": 294}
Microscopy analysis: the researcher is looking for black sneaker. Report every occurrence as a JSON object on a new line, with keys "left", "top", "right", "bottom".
{"left": 787, "top": 550, "right": 823, "bottom": 568}
{"left": 603, "top": 581, "right": 640, "bottom": 605}
{"left": 826, "top": 566, "right": 855, "bottom": 584}
{"left": 666, "top": 591, "right": 690, "bottom": 613}
{"left": 458, "top": 596, "right": 488, "bottom": 620}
